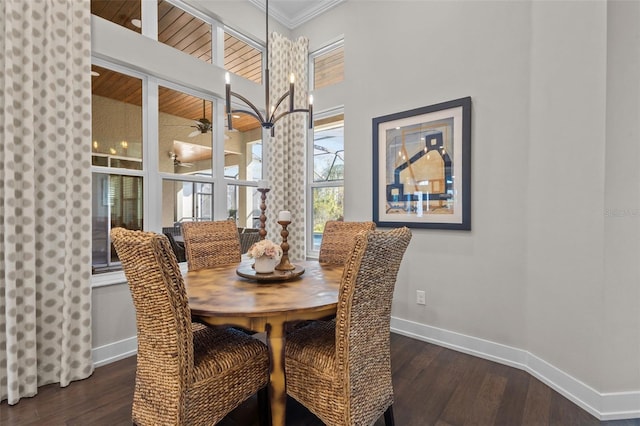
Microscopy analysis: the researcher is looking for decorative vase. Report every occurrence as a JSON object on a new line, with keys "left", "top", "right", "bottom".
{"left": 254, "top": 255, "right": 278, "bottom": 274}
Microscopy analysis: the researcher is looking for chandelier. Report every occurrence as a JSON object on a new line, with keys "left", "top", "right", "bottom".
{"left": 225, "top": 0, "right": 313, "bottom": 135}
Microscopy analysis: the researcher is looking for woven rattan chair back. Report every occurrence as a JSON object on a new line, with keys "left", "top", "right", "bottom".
{"left": 336, "top": 226, "right": 411, "bottom": 423}
{"left": 111, "top": 227, "right": 270, "bottom": 426}
{"left": 111, "top": 228, "right": 196, "bottom": 423}
{"left": 285, "top": 227, "right": 411, "bottom": 426}
{"left": 318, "top": 220, "right": 376, "bottom": 265}
{"left": 181, "top": 220, "right": 242, "bottom": 271}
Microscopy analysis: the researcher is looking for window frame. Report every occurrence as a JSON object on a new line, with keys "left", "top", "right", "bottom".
{"left": 308, "top": 38, "right": 344, "bottom": 91}
{"left": 306, "top": 106, "right": 345, "bottom": 259}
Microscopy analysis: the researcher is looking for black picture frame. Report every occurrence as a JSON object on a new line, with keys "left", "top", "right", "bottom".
{"left": 372, "top": 97, "right": 471, "bottom": 230}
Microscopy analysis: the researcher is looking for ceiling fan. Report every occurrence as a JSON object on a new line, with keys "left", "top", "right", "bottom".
{"left": 169, "top": 152, "right": 194, "bottom": 168}
{"left": 188, "top": 100, "right": 212, "bottom": 137}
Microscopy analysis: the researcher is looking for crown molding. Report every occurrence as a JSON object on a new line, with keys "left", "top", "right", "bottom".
{"left": 248, "top": 0, "right": 345, "bottom": 29}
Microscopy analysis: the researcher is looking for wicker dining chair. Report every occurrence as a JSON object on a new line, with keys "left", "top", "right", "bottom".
{"left": 318, "top": 220, "right": 376, "bottom": 265}
{"left": 239, "top": 229, "right": 261, "bottom": 255}
{"left": 181, "top": 220, "right": 242, "bottom": 271}
{"left": 285, "top": 227, "right": 412, "bottom": 426}
{"left": 111, "top": 228, "right": 270, "bottom": 426}
{"left": 164, "top": 232, "right": 186, "bottom": 263}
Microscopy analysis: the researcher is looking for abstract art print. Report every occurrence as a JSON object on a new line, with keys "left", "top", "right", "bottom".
{"left": 372, "top": 97, "right": 471, "bottom": 230}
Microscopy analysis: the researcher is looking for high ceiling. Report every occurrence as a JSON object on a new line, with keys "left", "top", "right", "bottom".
{"left": 90, "top": 0, "right": 344, "bottom": 133}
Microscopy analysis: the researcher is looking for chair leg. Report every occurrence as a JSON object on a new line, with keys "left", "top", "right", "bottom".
{"left": 257, "top": 386, "right": 271, "bottom": 426}
{"left": 383, "top": 405, "right": 395, "bottom": 426}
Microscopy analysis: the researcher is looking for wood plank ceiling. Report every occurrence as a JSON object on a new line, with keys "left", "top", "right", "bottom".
{"left": 91, "top": 0, "right": 262, "bottom": 133}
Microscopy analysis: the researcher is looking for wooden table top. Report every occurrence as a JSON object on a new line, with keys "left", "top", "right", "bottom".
{"left": 184, "top": 259, "right": 344, "bottom": 318}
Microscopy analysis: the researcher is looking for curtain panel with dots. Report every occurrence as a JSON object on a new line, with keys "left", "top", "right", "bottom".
{"left": 265, "top": 33, "right": 309, "bottom": 261}
{"left": 0, "top": 0, "right": 94, "bottom": 404}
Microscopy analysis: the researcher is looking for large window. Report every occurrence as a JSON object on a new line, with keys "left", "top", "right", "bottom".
{"left": 91, "top": 60, "right": 265, "bottom": 273}
{"left": 91, "top": 0, "right": 272, "bottom": 274}
{"left": 308, "top": 113, "right": 345, "bottom": 254}
{"left": 92, "top": 1, "right": 348, "bottom": 268}
{"left": 308, "top": 39, "right": 346, "bottom": 255}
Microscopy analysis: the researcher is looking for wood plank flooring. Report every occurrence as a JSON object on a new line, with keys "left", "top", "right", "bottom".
{"left": 1, "top": 333, "right": 637, "bottom": 426}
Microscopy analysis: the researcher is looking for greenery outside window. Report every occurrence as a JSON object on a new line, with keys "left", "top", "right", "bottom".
{"left": 308, "top": 112, "right": 345, "bottom": 255}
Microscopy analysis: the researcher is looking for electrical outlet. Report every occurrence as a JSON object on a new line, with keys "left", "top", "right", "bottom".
{"left": 416, "top": 290, "right": 426, "bottom": 305}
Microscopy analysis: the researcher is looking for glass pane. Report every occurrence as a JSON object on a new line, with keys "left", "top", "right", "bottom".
{"left": 158, "top": 0, "right": 212, "bottom": 63}
{"left": 159, "top": 88, "right": 213, "bottom": 177}
{"left": 314, "top": 45, "right": 344, "bottom": 90}
{"left": 162, "top": 180, "right": 213, "bottom": 227}
{"left": 312, "top": 186, "right": 344, "bottom": 251}
{"left": 313, "top": 116, "right": 344, "bottom": 182}
{"left": 91, "top": 0, "right": 142, "bottom": 34}
{"left": 224, "top": 32, "right": 264, "bottom": 135}
{"left": 224, "top": 139, "right": 263, "bottom": 181}
{"left": 91, "top": 65, "right": 143, "bottom": 170}
{"left": 227, "top": 184, "right": 262, "bottom": 229}
{"left": 225, "top": 33, "right": 262, "bottom": 84}
{"left": 92, "top": 173, "right": 143, "bottom": 273}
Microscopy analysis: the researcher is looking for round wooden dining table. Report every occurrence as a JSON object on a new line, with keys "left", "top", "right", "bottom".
{"left": 184, "top": 259, "right": 343, "bottom": 426}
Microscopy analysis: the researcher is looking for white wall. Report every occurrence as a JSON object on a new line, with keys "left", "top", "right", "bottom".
{"left": 91, "top": 0, "right": 640, "bottom": 419}
{"left": 297, "top": 0, "right": 640, "bottom": 418}
{"left": 303, "top": 0, "right": 530, "bottom": 352}
{"left": 603, "top": 0, "right": 640, "bottom": 394}
{"left": 526, "top": 0, "right": 607, "bottom": 392}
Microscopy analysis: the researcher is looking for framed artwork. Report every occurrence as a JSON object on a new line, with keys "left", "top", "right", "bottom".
{"left": 372, "top": 97, "right": 471, "bottom": 230}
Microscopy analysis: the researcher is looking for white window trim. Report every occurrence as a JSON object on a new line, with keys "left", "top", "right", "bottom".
{"left": 306, "top": 106, "right": 345, "bottom": 259}
{"left": 308, "top": 38, "right": 344, "bottom": 91}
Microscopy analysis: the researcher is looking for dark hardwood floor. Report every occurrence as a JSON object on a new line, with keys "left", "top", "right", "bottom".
{"left": 1, "top": 333, "right": 637, "bottom": 426}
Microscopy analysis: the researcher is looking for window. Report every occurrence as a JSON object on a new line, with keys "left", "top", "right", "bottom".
{"left": 92, "top": 174, "right": 144, "bottom": 272}
{"left": 225, "top": 30, "right": 262, "bottom": 84}
{"left": 91, "top": 0, "right": 142, "bottom": 33}
{"left": 308, "top": 113, "right": 345, "bottom": 254}
{"left": 92, "top": 65, "right": 264, "bottom": 273}
{"left": 307, "top": 39, "right": 346, "bottom": 255}
{"left": 92, "top": 1, "right": 349, "bottom": 267}
{"left": 162, "top": 180, "right": 213, "bottom": 224}
{"left": 223, "top": 29, "right": 264, "bottom": 136}
{"left": 310, "top": 40, "right": 344, "bottom": 90}
{"left": 227, "top": 184, "right": 262, "bottom": 229}
{"left": 158, "top": 0, "right": 212, "bottom": 63}
{"left": 159, "top": 87, "right": 213, "bottom": 177}
{"left": 91, "top": 65, "right": 144, "bottom": 273}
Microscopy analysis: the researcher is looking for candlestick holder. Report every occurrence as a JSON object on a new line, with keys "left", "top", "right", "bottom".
{"left": 275, "top": 220, "right": 295, "bottom": 271}
{"left": 257, "top": 188, "right": 270, "bottom": 240}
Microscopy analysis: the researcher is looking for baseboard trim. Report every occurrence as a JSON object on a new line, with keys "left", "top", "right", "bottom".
{"left": 91, "top": 320, "right": 639, "bottom": 420}
{"left": 92, "top": 336, "right": 137, "bottom": 368}
{"left": 390, "top": 317, "right": 640, "bottom": 421}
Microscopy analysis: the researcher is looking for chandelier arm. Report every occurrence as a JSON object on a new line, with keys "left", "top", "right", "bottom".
{"left": 223, "top": 0, "right": 313, "bottom": 134}
{"left": 229, "top": 91, "right": 266, "bottom": 123}
{"left": 230, "top": 108, "right": 262, "bottom": 123}
{"left": 271, "top": 108, "right": 311, "bottom": 126}
{"left": 268, "top": 92, "right": 290, "bottom": 122}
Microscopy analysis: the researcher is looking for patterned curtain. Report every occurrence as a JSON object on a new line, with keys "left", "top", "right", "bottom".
{"left": 265, "top": 33, "right": 309, "bottom": 261}
{"left": 0, "top": 0, "right": 94, "bottom": 404}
